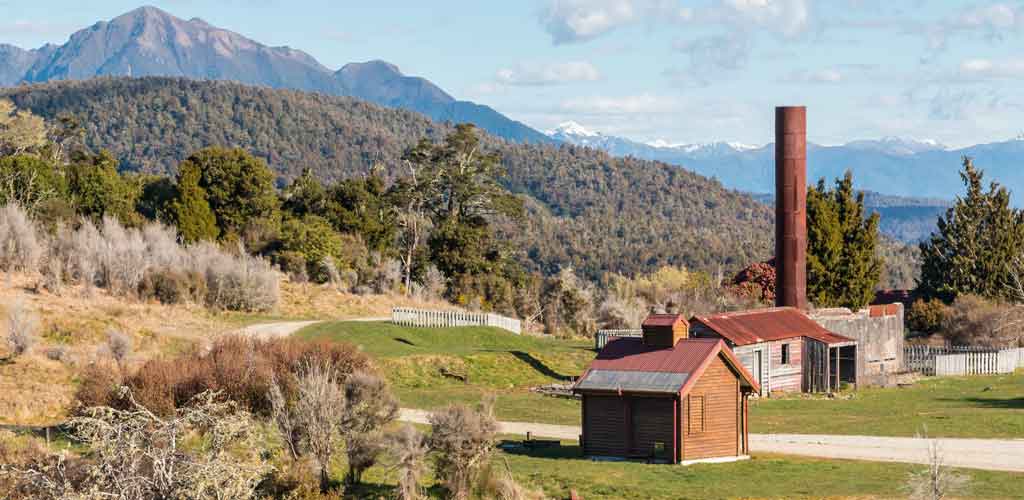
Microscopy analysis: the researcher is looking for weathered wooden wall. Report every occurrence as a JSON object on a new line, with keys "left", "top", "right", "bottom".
{"left": 582, "top": 395, "right": 627, "bottom": 457}
{"left": 682, "top": 354, "right": 740, "bottom": 460}
{"left": 581, "top": 394, "right": 675, "bottom": 460}
{"left": 767, "top": 339, "right": 802, "bottom": 393}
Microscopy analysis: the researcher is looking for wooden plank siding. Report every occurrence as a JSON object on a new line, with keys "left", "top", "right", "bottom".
{"left": 767, "top": 339, "right": 802, "bottom": 393}
{"left": 630, "top": 397, "right": 676, "bottom": 458}
{"left": 681, "top": 354, "right": 741, "bottom": 460}
{"left": 582, "top": 395, "right": 627, "bottom": 457}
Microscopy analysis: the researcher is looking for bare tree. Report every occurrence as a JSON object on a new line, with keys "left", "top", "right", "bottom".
{"left": 268, "top": 375, "right": 303, "bottom": 462}
{"left": 341, "top": 371, "right": 399, "bottom": 485}
{"left": 906, "top": 431, "right": 969, "bottom": 500}
{"left": 294, "top": 361, "right": 345, "bottom": 493}
{"left": 428, "top": 398, "right": 498, "bottom": 500}
{"left": 4, "top": 389, "right": 270, "bottom": 499}
{"left": 5, "top": 299, "right": 38, "bottom": 359}
{"left": 385, "top": 424, "right": 429, "bottom": 500}
{"left": 0, "top": 203, "right": 44, "bottom": 276}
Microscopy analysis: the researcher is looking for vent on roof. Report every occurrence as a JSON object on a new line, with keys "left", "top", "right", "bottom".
{"left": 641, "top": 314, "right": 688, "bottom": 348}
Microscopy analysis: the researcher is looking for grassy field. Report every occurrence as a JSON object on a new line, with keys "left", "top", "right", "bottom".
{"left": 296, "top": 321, "right": 593, "bottom": 424}
{"left": 350, "top": 436, "right": 1024, "bottom": 500}
{"left": 297, "top": 321, "right": 1024, "bottom": 439}
{"left": 751, "top": 372, "right": 1024, "bottom": 438}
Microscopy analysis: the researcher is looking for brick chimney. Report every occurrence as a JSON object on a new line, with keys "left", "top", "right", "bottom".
{"left": 641, "top": 314, "right": 689, "bottom": 348}
{"left": 775, "top": 106, "right": 808, "bottom": 310}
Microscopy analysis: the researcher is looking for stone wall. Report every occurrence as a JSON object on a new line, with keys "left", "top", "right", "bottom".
{"left": 809, "top": 304, "right": 905, "bottom": 387}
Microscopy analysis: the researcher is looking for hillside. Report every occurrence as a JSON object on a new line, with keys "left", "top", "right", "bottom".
{"left": 1, "top": 77, "right": 774, "bottom": 279}
{"left": 0, "top": 6, "right": 550, "bottom": 145}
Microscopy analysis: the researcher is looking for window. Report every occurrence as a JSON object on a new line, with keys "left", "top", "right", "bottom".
{"left": 687, "top": 395, "right": 705, "bottom": 434}
{"left": 781, "top": 343, "right": 791, "bottom": 365}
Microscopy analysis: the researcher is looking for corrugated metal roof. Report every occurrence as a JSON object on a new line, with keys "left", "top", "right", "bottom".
{"left": 642, "top": 314, "right": 686, "bottom": 327}
{"left": 575, "top": 337, "right": 761, "bottom": 395}
{"left": 575, "top": 369, "right": 689, "bottom": 394}
{"left": 589, "top": 337, "right": 721, "bottom": 374}
{"left": 691, "top": 307, "right": 855, "bottom": 346}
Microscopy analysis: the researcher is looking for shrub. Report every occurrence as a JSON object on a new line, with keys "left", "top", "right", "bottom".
{"left": 0, "top": 203, "right": 43, "bottom": 274}
{"left": 385, "top": 425, "right": 429, "bottom": 500}
{"left": 106, "top": 329, "right": 132, "bottom": 369}
{"left": 202, "top": 244, "right": 280, "bottom": 312}
{"left": 138, "top": 267, "right": 206, "bottom": 305}
{"left": 908, "top": 298, "right": 951, "bottom": 334}
{"left": 940, "top": 294, "right": 1022, "bottom": 348}
{"left": 4, "top": 299, "right": 38, "bottom": 358}
{"left": 428, "top": 399, "right": 498, "bottom": 500}
{"left": 294, "top": 361, "right": 345, "bottom": 494}
{"left": 279, "top": 215, "right": 344, "bottom": 283}
{"left": 43, "top": 345, "right": 67, "bottom": 362}
{"left": 341, "top": 371, "right": 398, "bottom": 485}
{"left": 73, "top": 361, "right": 122, "bottom": 410}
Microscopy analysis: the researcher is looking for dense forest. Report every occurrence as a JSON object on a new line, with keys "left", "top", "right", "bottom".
{"left": 2, "top": 77, "right": 775, "bottom": 280}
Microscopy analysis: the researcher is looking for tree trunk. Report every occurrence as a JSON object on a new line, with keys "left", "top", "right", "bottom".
{"left": 319, "top": 467, "right": 330, "bottom": 493}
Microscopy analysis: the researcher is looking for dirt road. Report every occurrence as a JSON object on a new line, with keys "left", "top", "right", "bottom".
{"left": 234, "top": 317, "right": 389, "bottom": 340}
{"left": 398, "top": 409, "right": 1024, "bottom": 472}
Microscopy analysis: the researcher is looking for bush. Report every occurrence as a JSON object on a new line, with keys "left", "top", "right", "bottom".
{"left": 0, "top": 203, "right": 43, "bottom": 274}
{"left": 428, "top": 399, "right": 498, "bottom": 500}
{"left": 940, "top": 294, "right": 1022, "bottom": 348}
{"left": 907, "top": 298, "right": 951, "bottom": 334}
{"left": 202, "top": 244, "right": 280, "bottom": 312}
{"left": 138, "top": 267, "right": 206, "bottom": 305}
{"left": 4, "top": 300, "right": 38, "bottom": 358}
{"left": 73, "top": 361, "right": 123, "bottom": 410}
{"left": 279, "top": 215, "right": 344, "bottom": 283}
{"left": 79, "top": 336, "right": 373, "bottom": 418}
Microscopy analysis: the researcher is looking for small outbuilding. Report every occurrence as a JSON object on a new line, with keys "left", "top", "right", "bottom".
{"left": 574, "top": 314, "right": 760, "bottom": 464}
{"left": 690, "top": 307, "right": 857, "bottom": 395}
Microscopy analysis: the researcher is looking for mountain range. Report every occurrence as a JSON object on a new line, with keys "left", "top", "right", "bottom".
{"left": 548, "top": 121, "right": 1024, "bottom": 204}
{"left": 0, "top": 6, "right": 550, "bottom": 145}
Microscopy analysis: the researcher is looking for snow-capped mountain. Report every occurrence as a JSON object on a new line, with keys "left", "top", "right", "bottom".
{"left": 545, "top": 122, "right": 1024, "bottom": 206}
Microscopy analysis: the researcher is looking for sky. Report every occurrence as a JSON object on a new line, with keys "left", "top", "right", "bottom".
{"left": 2, "top": 0, "right": 1024, "bottom": 148}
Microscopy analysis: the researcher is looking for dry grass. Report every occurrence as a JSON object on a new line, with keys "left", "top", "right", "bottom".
{"left": 0, "top": 272, "right": 453, "bottom": 426}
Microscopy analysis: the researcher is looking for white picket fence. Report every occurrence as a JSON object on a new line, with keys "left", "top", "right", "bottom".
{"left": 391, "top": 307, "right": 521, "bottom": 335}
{"left": 594, "top": 329, "right": 644, "bottom": 349}
{"left": 933, "top": 348, "right": 1024, "bottom": 376}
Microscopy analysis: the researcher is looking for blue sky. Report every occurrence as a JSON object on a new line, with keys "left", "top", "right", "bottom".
{"left": 3, "top": 0, "right": 1024, "bottom": 147}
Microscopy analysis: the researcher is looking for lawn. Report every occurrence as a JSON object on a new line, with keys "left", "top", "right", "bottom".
{"left": 295, "top": 321, "right": 592, "bottom": 424}
{"left": 296, "top": 322, "right": 1024, "bottom": 438}
{"left": 350, "top": 436, "right": 1024, "bottom": 500}
{"left": 751, "top": 372, "right": 1024, "bottom": 438}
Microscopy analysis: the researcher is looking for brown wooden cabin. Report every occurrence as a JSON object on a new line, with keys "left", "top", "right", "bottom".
{"left": 573, "top": 314, "right": 760, "bottom": 464}
{"left": 689, "top": 307, "right": 857, "bottom": 395}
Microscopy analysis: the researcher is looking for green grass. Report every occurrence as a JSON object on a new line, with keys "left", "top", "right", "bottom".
{"left": 297, "top": 322, "right": 1024, "bottom": 438}
{"left": 751, "top": 372, "right": 1024, "bottom": 438}
{"left": 492, "top": 443, "right": 1024, "bottom": 499}
{"left": 296, "top": 321, "right": 592, "bottom": 423}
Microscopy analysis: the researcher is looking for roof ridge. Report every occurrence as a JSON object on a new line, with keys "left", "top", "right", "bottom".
{"left": 695, "top": 306, "right": 796, "bottom": 320}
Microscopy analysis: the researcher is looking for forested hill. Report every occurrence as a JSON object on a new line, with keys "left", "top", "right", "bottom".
{"left": 2, "top": 77, "right": 773, "bottom": 278}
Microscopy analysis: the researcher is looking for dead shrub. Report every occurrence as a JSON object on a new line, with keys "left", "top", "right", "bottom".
{"left": 4, "top": 299, "right": 38, "bottom": 358}
{"left": 294, "top": 361, "right": 345, "bottom": 494}
{"left": 76, "top": 336, "right": 371, "bottom": 419}
{"left": 479, "top": 463, "right": 546, "bottom": 500}
{"left": 341, "top": 371, "right": 399, "bottom": 485}
{"left": 72, "top": 361, "right": 122, "bottom": 411}
{"left": 941, "top": 294, "right": 1023, "bottom": 347}
{"left": 0, "top": 203, "right": 43, "bottom": 275}
{"left": 105, "top": 329, "right": 132, "bottom": 369}
{"left": 43, "top": 345, "right": 67, "bottom": 362}
{"left": 138, "top": 267, "right": 207, "bottom": 305}
{"left": 385, "top": 424, "right": 429, "bottom": 500}
{"left": 428, "top": 398, "right": 499, "bottom": 500}
{"left": 201, "top": 244, "right": 280, "bottom": 312}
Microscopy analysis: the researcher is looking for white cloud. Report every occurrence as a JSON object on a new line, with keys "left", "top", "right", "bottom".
{"left": 558, "top": 94, "right": 681, "bottom": 115}
{"left": 958, "top": 58, "right": 1024, "bottom": 79}
{"left": 784, "top": 68, "right": 844, "bottom": 84}
{"left": 723, "top": 0, "right": 810, "bottom": 38}
{"left": 538, "top": 0, "right": 692, "bottom": 44}
{"left": 495, "top": 61, "right": 602, "bottom": 86}
{"left": 668, "top": 33, "right": 751, "bottom": 86}
{"left": 926, "top": 3, "right": 1024, "bottom": 51}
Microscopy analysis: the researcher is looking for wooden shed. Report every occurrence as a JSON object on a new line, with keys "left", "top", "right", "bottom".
{"left": 689, "top": 307, "right": 857, "bottom": 395}
{"left": 574, "top": 317, "right": 760, "bottom": 464}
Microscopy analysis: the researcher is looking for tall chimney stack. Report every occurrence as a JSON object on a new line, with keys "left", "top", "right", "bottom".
{"left": 775, "top": 106, "right": 807, "bottom": 310}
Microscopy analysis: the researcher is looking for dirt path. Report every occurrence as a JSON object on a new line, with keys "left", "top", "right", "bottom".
{"left": 398, "top": 409, "right": 1024, "bottom": 472}
{"left": 234, "top": 317, "right": 389, "bottom": 340}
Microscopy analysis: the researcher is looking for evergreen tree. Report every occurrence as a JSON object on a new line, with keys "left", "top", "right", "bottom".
{"left": 66, "top": 150, "right": 140, "bottom": 223}
{"left": 170, "top": 161, "right": 219, "bottom": 243}
{"left": 806, "top": 171, "right": 882, "bottom": 309}
{"left": 326, "top": 172, "right": 395, "bottom": 253}
{"left": 918, "top": 158, "right": 1024, "bottom": 301}
{"left": 179, "top": 147, "right": 280, "bottom": 237}
{"left": 282, "top": 168, "right": 327, "bottom": 217}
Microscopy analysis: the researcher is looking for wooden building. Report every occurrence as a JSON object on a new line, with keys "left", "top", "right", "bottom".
{"left": 689, "top": 307, "right": 857, "bottom": 395}
{"left": 574, "top": 315, "right": 760, "bottom": 464}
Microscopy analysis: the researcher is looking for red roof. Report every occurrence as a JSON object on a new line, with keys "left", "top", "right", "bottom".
{"left": 642, "top": 314, "right": 686, "bottom": 327}
{"left": 691, "top": 307, "right": 854, "bottom": 346}
{"left": 576, "top": 337, "right": 760, "bottom": 395}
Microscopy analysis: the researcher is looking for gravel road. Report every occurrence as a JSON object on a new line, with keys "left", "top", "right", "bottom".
{"left": 398, "top": 409, "right": 1024, "bottom": 472}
